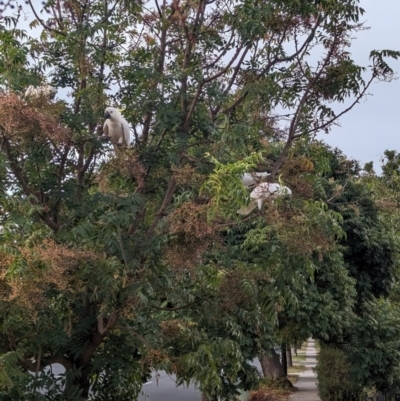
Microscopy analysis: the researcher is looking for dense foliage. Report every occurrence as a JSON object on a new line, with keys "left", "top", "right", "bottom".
{"left": 0, "top": 0, "right": 399, "bottom": 400}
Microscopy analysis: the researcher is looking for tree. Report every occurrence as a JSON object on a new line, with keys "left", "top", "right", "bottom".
{"left": 0, "top": 0, "right": 398, "bottom": 398}
{"left": 340, "top": 152, "right": 400, "bottom": 395}
{"left": 251, "top": 142, "right": 399, "bottom": 388}
{"left": 309, "top": 147, "right": 400, "bottom": 399}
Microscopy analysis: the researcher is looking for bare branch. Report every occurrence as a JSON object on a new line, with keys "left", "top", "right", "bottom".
{"left": 27, "top": 0, "right": 66, "bottom": 36}
{"left": 216, "top": 16, "right": 324, "bottom": 118}
{"left": 262, "top": 16, "right": 324, "bottom": 75}
{"left": 155, "top": 0, "right": 163, "bottom": 18}
{"left": 100, "top": 0, "right": 120, "bottom": 24}
{"left": 299, "top": 73, "right": 376, "bottom": 138}
{"left": 204, "top": 31, "right": 235, "bottom": 69}
{"left": 203, "top": 43, "right": 246, "bottom": 84}
{"left": 270, "top": 29, "right": 340, "bottom": 178}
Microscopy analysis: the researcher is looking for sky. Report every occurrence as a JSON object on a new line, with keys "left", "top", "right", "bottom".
{"left": 5, "top": 0, "right": 400, "bottom": 172}
{"left": 319, "top": 0, "right": 400, "bottom": 172}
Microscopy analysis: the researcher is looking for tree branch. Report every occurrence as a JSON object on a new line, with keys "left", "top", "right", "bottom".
{"left": 270, "top": 29, "right": 339, "bottom": 178}
{"left": 97, "top": 310, "right": 118, "bottom": 336}
{"left": 215, "top": 16, "right": 324, "bottom": 118}
{"left": 21, "top": 354, "right": 72, "bottom": 372}
{"left": 146, "top": 177, "right": 177, "bottom": 240}
{"left": 151, "top": 302, "right": 195, "bottom": 311}
{"left": 203, "top": 43, "right": 246, "bottom": 84}
{"left": 27, "top": 0, "right": 66, "bottom": 36}
{"left": 298, "top": 73, "right": 376, "bottom": 138}
{"left": 77, "top": 145, "right": 95, "bottom": 185}
{"left": 1, "top": 137, "right": 60, "bottom": 231}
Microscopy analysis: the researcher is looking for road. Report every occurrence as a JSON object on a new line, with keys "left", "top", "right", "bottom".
{"left": 138, "top": 359, "right": 262, "bottom": 401}
{"left": 138, "top": 371, "right": 201, "bottom": 401}
{"left": 30, "top": 359, "right": 263, "bottom": 400}
{"left": 30, "top": 364, "right": 201, "bottom": 400}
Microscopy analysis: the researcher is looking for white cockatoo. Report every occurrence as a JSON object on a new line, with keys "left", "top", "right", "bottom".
{"left": 237, "top": 182, "right": 292, "bottom": 216}
{"left": 250, "top": 182, "right": 292, "bottom": 209}
{"left": 24, "top": 84, "right": 57, "bottom": 100}
{"left": 241, "top": 172, "right": 270, "bottom": 188}
{"left": 103, "top": 106, "right": 131, "bottom": 150}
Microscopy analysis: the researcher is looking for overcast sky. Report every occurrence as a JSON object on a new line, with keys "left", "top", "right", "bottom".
{"left": 320, "top": 0, "right": 400, "bottom": 172}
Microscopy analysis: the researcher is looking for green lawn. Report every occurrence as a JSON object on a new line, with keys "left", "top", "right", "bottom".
{"left": 288, "top": 364, "right": 305, "bottom": 374}
{"left": 292, "top": 354, "right": 306, "bottom": 362}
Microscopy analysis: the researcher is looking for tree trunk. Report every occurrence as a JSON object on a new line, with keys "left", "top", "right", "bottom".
{"left": 259, "top": 348, "right": 294, "bottom": 388}
{"left": 72, "top": 365, "right": 91, "bottom": 398}
{"left": 281, "top": 343, "right": 287, "bottom": 375}
{"left": 259, "top": 348, "right": 285, "bottom": 379}
{"left": 287, "top": 345, "right": 293, "bottom": 367}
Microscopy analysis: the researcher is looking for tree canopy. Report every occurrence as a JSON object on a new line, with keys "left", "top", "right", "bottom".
{"left": 0, "top": 0, "right": 399, "bottom": 400}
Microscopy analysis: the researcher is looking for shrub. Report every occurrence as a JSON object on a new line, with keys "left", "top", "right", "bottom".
{"left": 315, "top": 346, "right": 362, "bottom": 401}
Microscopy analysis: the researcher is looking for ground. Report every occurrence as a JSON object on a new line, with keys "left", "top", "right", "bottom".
{"left": 249, "top": 386, "right": 293, "bottom": 401}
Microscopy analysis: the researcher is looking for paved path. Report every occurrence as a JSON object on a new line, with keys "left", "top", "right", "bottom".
{"left": 290, "top": 339, "right": 321, "bottom": 401}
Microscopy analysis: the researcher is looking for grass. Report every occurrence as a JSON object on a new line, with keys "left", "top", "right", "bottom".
{"left": 288, "top": 364, "right": 305, "bottom": 374}
{"left": 292, "top": 354, "right": 306, "bottom": 362}
{"left": 291, "top": 342, "right": 307, "bottom": 361}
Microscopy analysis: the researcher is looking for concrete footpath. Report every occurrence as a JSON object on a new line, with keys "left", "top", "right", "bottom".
{"left": 290, "top": 339, "right": 321, "bottom": 401}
